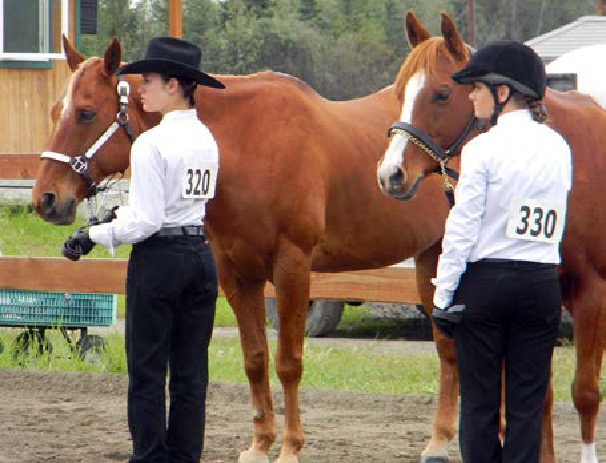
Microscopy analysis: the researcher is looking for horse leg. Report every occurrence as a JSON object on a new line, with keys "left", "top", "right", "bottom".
{"left": 218, "top": 265, "right": 276, "bottom": 463}
{"left": 272, "top": 238, "right": 311, "bottom": 463}
{"left": 569, "top": 272, "right": 604, "bottom": 463}
{"left": 415, "top": 242, "right": 457, "bottom": 462}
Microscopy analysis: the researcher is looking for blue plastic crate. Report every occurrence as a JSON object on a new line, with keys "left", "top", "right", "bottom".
{"left": 0, "top": 290, "right": 117, "bottom": 327}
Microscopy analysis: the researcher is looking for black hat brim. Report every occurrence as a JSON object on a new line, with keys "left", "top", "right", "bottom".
{"left": 452, "top": 69, "right": 540, "bottom": 98}
{"left": 451, "top": 67, "right": 485, "bottom": 85}
{"left": 116, "top": 59, "right": 225, "bottom": 89}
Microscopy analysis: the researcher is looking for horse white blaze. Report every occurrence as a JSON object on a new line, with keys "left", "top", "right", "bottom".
{"left": 61, "top": 79, "right": 73, "bottom": 119}
{"left": 60, "top": 66, "right": 83, "bottom": 119}
{"left": 377, "top": 71, "right": 425, "bottom": 190}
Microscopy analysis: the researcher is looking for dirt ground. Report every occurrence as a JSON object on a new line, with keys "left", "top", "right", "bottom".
{"left": 0, "top": 361, "right": 604, "bottom": 463}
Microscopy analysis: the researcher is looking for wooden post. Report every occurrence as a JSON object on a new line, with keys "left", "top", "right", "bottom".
{"left": 168, "top": 0, "right": 182, "bottom": 38}
{"left": 467, "top": 0, "right": 475, "bottom": 47}
{"left": 599, "top": 0, "right": 604, "bottom": 16}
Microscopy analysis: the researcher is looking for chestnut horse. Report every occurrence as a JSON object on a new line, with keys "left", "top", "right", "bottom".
{"left": 32, "top": 37, "right": 459, "bottom": 462}
{"left": 378, "top": 11, "right": 605, "bottom": 463}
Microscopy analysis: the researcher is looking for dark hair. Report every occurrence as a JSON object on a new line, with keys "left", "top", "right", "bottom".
{"left": 511, "top": 92, "right": 547, "bottom": 123}
{"left": 161, "top": 74, "right": 197, "bottom": 107}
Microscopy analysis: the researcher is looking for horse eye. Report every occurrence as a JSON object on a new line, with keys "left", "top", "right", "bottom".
{"left": 433, "top": 89, "right": 451, "bottom": 103}
{"left": 76, "top": 109, "right": 96, "bottom": 123}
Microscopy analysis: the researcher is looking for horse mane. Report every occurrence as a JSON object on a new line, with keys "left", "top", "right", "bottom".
{"left": 395, "top": 37, "right": 469, "bottom": 100}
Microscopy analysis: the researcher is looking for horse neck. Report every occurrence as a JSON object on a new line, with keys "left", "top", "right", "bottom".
{"left": 193, "top": 77, "right": 268, "bottom": 129}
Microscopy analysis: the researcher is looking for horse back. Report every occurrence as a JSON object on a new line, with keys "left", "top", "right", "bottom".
{"left": 544, "top": 88, "right": 606, "bottom": 287}
{"left": 197, "top": 72, "right": 446, "bottom": 277}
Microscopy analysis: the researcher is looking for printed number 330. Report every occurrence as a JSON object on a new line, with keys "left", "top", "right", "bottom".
{"left": 506, "top": 199, "right": 564, "bottom": 244}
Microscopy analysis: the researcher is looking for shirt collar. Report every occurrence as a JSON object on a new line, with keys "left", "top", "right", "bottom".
{"left": 161, "top": 109, "right": 198, "bottom": 123}
{"left": 498, "top": 109, "right": 532, "bottom": 124}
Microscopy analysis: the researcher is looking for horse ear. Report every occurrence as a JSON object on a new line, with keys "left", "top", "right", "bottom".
{"left": 405, "top": 11, "right": 431, "bottom": 48}
{"left": 62, "top": 34, "right": 84, "bottom": 72}
{"left": 103, "top": 38, "right": 122, "bottom": 77}
{"left": 441, "top": 12, "right": 467, "bottom": 61}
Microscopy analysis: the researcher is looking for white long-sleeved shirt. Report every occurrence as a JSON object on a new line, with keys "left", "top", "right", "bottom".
{"left": 432, "top": 109, "right": 572, "bottom": 308}
{"left": 89, "top": 109, "right": 219, "bottom": 253}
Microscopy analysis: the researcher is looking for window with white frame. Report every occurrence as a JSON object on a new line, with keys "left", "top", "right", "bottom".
{"left": 0, "top": 0, "right": 69, "bottom": 61}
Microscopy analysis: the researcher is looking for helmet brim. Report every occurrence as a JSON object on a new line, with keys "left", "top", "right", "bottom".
{"left": 452, "top": 70, "right": 541, "bottom": 99}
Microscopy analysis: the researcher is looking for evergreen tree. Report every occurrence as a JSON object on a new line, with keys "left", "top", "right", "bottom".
{"left": 80, "top": 0, "right": 603, "bottom": 100}
{"left": 299, "top": 0, "right": 320, "bottom": 21}
{"left": 182, "top": 0, "right": 223, "bottom": 71}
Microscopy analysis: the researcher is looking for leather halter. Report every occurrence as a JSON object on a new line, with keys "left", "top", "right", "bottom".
{"left": 387, "top": 115, "right": 476, "bottom": 208}
{"left": 40, "top": 77, "right": 134, "bottom": 199}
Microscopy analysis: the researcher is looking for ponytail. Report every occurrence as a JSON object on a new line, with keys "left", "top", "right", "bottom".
{"left": 180, "top": 80, "right": 197, "bottom": 107}
{"left": 528, "top": 98, "right": 547, "bottom": 123}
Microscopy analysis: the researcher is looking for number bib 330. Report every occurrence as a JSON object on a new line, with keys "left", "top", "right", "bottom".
{"left": 506, "top": 198, "right": 565, "bottom": 244}
{"left": 181, "top": 161, "right": 218, "bottom": 199}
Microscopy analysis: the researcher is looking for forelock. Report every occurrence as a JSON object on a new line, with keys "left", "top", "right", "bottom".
{"left": 396, "top": 37, "right": 469, "bottom": 101}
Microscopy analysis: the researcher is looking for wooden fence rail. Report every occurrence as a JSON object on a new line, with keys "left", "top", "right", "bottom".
{"left": 0, "top": 155, "right": 420, "bottom": 304}
{"left": 0, "top": 153, "right": 40, "bottom": 179}
{"left": 0, "top": 257, "right": 420, "bottom": 303}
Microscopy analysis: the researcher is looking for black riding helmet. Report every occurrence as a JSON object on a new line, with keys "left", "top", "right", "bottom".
{"left": 451, "top": 41, "right": 546, "bottom": 124}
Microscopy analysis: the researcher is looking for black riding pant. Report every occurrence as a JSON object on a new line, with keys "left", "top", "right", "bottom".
{"left": 126, "top": 235, "right": 217, "bottom": 463}
{"left": 452, "top": 259, "right": 561, "bottom": 463}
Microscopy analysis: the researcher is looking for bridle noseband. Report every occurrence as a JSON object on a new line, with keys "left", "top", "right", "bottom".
{"left": 40, "top": 77, "right": 134, "bottom": 199}
{"left": 387, "top": 115, "right": 476, "bottom": 207}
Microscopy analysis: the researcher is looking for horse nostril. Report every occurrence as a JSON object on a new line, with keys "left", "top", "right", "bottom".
{"left": 41, "top": 193, "right": 56, "bottom": 214}
{"left": 391, "top": 167, "right": 403, "bottom": 184}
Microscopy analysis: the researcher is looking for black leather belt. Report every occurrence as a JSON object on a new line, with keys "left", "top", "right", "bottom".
{"left": 476, "top": 258, "right": 553, "bottom": 269}
{"left": 153, "top": 225, "right": 205, "bottom": 238}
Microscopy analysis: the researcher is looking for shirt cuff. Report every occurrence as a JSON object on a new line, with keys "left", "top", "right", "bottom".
{"left": 433, "top": 287, "right": 453, "bottom": 310}
{"left": 89, "top": 223, "right": 117, "bottom": 257}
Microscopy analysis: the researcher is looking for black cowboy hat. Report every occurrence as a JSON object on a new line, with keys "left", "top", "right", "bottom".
{"left": 451, "top": 40, "right": 545, "bottom": 99}
{"left": 116, "top": 36, "right": 225, "bottom": 89}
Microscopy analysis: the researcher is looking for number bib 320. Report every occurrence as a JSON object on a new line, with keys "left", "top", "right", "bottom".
{"left": 181, "top": 161, "right": 218, "bottom": 199}
{"left": 506, "top": 198, "right": 565, "bottom": 244}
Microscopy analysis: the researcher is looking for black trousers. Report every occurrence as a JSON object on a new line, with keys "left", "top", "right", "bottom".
{"left": 452, "top": 259, "right": 561, "bottom": 463}
{"left": 125, "top": 235, "right": 217, "bottom": 463}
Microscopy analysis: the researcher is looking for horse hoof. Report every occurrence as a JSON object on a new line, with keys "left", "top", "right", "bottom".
{"left": 238, "top": 448, "right": 270, "bottom": 463}
{"left": 420, "top": 456, "right": 449, "bottom": 463}
{"left": 274, "top": 455, "right": 299, "bottom": 463}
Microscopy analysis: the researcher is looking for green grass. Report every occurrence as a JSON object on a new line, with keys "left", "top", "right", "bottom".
{"left": 0, "top": 327, "right": 593, "bottom": 401}
{"left": 0, "top": 203, "right": 131, "bottom": 258}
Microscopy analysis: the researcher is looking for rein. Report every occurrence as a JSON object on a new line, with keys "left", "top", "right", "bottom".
{"left": 40, "top": 77, "right": 134, "bottom": 199}
{"left": 387, "top": 115, "right": 476, "bottom": 208}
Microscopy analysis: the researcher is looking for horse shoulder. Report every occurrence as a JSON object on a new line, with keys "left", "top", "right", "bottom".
{"left": 202, "top": 73, "right": 333, "bottom": 249}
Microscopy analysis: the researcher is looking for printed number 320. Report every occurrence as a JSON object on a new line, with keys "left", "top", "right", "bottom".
{"left": 184, "top": 168, "right": 210, "bottom": 196}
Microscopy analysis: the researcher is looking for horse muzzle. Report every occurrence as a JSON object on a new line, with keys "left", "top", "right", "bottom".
{"left": 34, "top": 193, "right": 77, "bottom": 225}
{"left": 378, "top": 166, "right": 423, "bottom": 201}
{"left": 377, "top": 164, "right": 420, "bottom": 201}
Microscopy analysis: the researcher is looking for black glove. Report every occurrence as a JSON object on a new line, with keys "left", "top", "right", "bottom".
{"left": 432, "top": 304, "right": 466, "bottom": 338}
{"left": 87, "top": 206, "right": 119, "bottom": 226}
{"left": 62, "top": 228, "right": 95, "bottom": 261}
